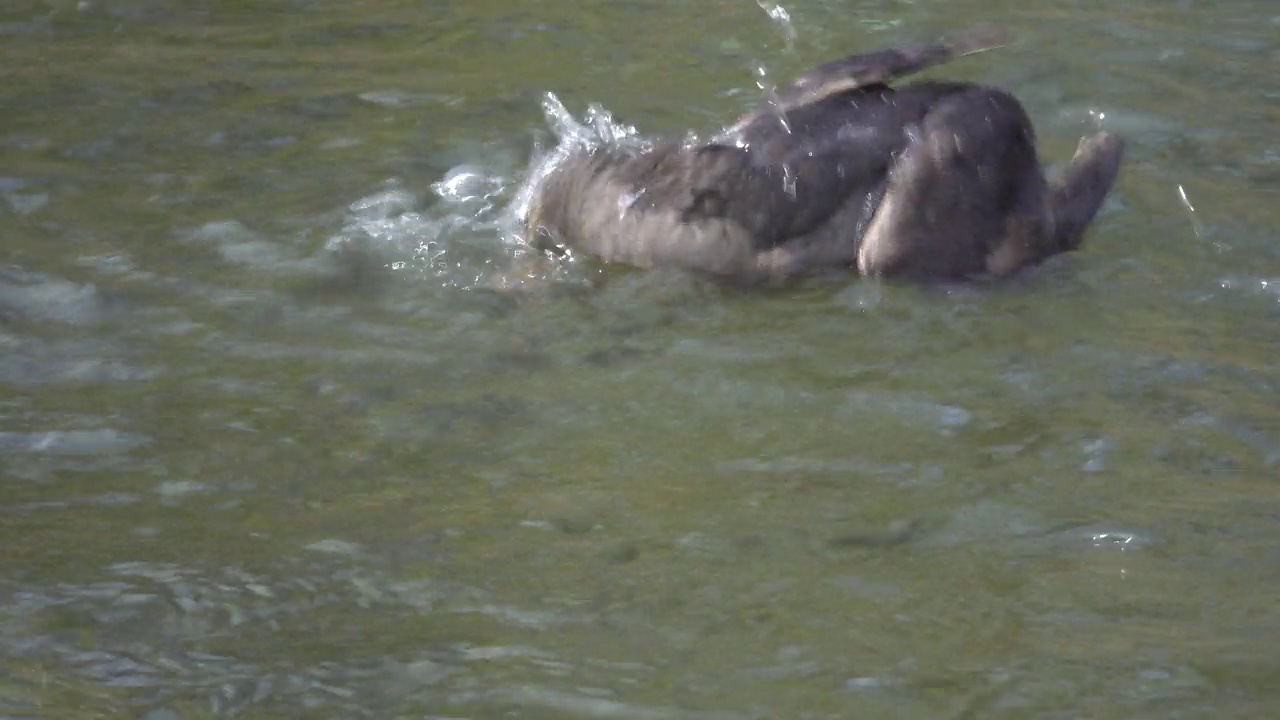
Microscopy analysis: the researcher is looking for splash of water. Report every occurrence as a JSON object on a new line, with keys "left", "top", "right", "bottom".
{"left": 323, "top": 165, "right": 521, "bottom": 292}
{"left": 327, "top": 89, "right": 653, "bottom": 292}
{"left": 750, "top": 61, "right": 793, "bottom": 136}
{"left": 326, "top": 91, "right": 654, "bottom": 294}
{"left": 507, "top": 91, "right": 651, "bottom": 235}
{"left": 756, "top": 0, "right": 797, "bottom": 51}
{"left": 748, "top": 0, "right": 799, "bottom": 138}
{"left": 318, "top": 92, "right": 650, "bottom": 291}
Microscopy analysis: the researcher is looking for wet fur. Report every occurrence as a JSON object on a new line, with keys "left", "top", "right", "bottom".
{"left": 526, "top": 30, "right": 1124, "bottom": 282}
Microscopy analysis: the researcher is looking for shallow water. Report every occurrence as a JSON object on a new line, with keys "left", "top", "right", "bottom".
{"left": 3, "top": 0, "right": 1279, "bottom": 718}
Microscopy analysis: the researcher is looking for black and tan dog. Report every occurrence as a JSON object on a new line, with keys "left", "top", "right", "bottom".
{"left": 524, "top": 28, "right": 1124, "bottom": 281}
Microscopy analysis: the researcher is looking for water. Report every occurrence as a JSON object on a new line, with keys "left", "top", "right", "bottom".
{"left": 3, "top": 0, "right": 1279, "bottom": 718}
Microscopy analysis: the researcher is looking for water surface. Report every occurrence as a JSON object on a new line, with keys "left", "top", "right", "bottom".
{"left": 3, "top": 0, "right": 1279, "bottom": 718}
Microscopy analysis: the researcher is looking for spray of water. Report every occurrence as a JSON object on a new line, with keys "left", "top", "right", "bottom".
{"left": 507, "top": 92, "right": 650, "bottom": 237}
{"left": 746, "top": 0, "right": 799, "bottom": 136}
{"left": 748, "top": 1, "right": 801, "bottom": 196}
{"left": 757, "top": 0, "right": 797, "bottom": 51}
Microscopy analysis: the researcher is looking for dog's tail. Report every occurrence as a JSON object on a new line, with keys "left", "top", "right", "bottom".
{"left": 1049, "top": 132, "right": 1125, "bottom": 252}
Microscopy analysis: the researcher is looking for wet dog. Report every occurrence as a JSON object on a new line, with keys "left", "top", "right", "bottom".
{"left": 524, "top": 28, "right": 1124, "bottom": 282}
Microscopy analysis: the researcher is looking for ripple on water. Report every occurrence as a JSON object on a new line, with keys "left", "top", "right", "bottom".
{"left": 0, "top": 559, "right": 512, "bottom": 715}
{"left": 0, "top": 335, "right": 160, "bottom": 386}
{"left": 841, "top": 390, "right": 974, "bottom": 436}
{"left": 0, "top": 429, "right": 150, "bottom": 456}
{"left": 0, "top": 268, "right": 116, "bottom": 326}
{"left": 716, "top": 456, "right": 945, "bottom": 485}
{"left": 1048, "top": 525, "right": 1159, "bottom": 552}
{"left": 916, "top": 501, "right": 1160, "bottom": 560}
{"left": 2, "top": 179, "right": 49, "bottom": 215}
{"left": 1217, "top": 275, "right": 1280, "bottom": 305}
{"left": 179, "top": 220, "right": 303, "bottom": 271}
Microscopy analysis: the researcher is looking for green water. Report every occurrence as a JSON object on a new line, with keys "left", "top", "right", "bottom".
{"left": 2, "top": 0, "right": 1279, "bottom": 718}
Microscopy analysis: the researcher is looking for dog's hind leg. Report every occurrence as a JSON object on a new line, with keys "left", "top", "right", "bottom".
{"left": 856, "top": 85, "right": 1050, "bottom": 279}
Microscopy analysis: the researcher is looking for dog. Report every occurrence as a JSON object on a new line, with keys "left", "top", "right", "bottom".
{"left": 523, "top": 27, "right": 1124, "bottom": 282}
